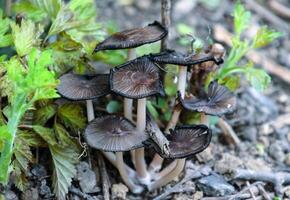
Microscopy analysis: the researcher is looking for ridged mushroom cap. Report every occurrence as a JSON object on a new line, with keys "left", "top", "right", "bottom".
{"left": 149, "top": 49, "right": 223, "bottom": 66}
{"left": 94, "top": 21, "right": 167, "bottom": 52}
{"left": 57, "top": 73, "right": 110, "bottom": 101}
{"left": 110, "top": 56, "right": 164, "bottom": 99}
{"left": 84, "top": 115, "right": 149, "bottom": 152}
{"left": 179, "top": 81, "right": 236, "bottom": 116}
{"left": 149, "top": 125, "right": 212, "bottom": 159}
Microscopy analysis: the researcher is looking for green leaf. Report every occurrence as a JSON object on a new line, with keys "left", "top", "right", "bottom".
{"left": 176, "top": 23, "right": 194, "bottom": 35}
{"left": 11, "top": 20, "right": 42, "bottom": 56}
{"left": 252, "top": 26, "right": 283, "bottom": 48}
{"left": 34, "top": 104, "right": 57, "bottom": 125}
{"left": 33, "top": 125, "right": 57, "bottom": 145}
{"left": 0, "top": 10, "right": 13, "bottom": 48}
{"left": 106, "top": 100, "right": 122, "bottom": 114}
{"left": 136, "top": 42, "right": 160, "bottom": 57}
{"left": 57, "top": 103, "right": 86, "bottom": 131}
{"left": 17, "top": 130, "right": 46, "bottom": 147}
{"left": 54, "top": 123, "right": 76, "bottom": 147}
{"left": 146, "top": 101, "right": 159, "bottom": 119}
{"left": 233, "top": 2, "right": 251, "bottom": 36}
{"left": 220, "top": 75, "right": 240, "bottom": 91}
{"left": 13, "top": 137, "right": 34, "bottom": 171}
{"left": 50, "top": 144, "right": 79, "bottom": 200}
{"left": 164, "top": 65, "right": 178, "bottom": 96}
{"left": 245, "top": 66, "right": 271, "bottom": 91}
{"left": 12, "top": 159, "right": 29, "bottom": 191}
{"left": 30, "top": 0, "right": 61, "bottom": 19}
{"left": 12, "top": 1, "right": 47, "bottom": 22}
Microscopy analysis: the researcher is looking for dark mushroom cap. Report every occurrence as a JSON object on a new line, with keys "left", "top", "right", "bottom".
{"left": 110, "top": 56, "right": 164, "bottom": 99}
{"left": 178, "top": 81, "right": 236, "bottom": 116}
{"left": 150, "top": 125, "right": 212, "bottom": 159}
{"left": 57, "top": 73, "right": 110, "bottom": 101}
{"left": 149, "top": 49, "right": 223, "bottom": 66}
{"left": 94, "top": 21, "right": 167, "bottom": 52}
{"left": 84, "top": 115, "right": 149, "bottom": 152}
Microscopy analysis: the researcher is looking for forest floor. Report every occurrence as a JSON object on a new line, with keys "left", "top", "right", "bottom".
{"left": 5, "top": 0, "right": 290, "bottom": 199}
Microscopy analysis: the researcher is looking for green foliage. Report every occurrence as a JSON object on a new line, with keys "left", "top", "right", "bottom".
{"left": 0, "top": 10, "right": 13, "bottom": 48}
{"left": 216, "top": 2, "right": 282, "bottom": 91}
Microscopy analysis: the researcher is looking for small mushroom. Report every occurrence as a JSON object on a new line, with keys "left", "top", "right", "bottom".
{"left": 178, "top": 80, "right": 236, "bottom": 117}
{"left": 85, "top": 115, "right": 148, "bottom": 193}
{"left": 148, "top": 125, "right": 212, "bottom": 191}
{"left": 93, "top": 21, "right": 167, "bottom": 52}
{"left": 110, "top": 56, "right": 164, "bottom": 184}
{"left": 149, "top": 49, "right": 223, "bottom": 66}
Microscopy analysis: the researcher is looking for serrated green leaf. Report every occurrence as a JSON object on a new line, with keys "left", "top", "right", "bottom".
{"left": 12, "top": 1, "right": 47, "bottom": 22}
{"left": 233, "top": 2, "right": 251, "bottom": 36}
{"left": 253, "top": 26, "right": 283, "bottom": 48}
{"left": 106, "top": 100, "right": 122, "bottom": 114}
{"left": 34, "top": 104, "right": 57, "bottom": 125}
{"left": 17, "top": 130, "right": 46, "bottom": 147}
{"left": 0, "top": 10, "right": 13, "bottom": 48}
{"left": 11, "top": 20, "right": 42, "bottom": 56}
{"left": 30, "top": 0, "right": 61, "bottom": 19}
{"left": 57, "top": 103, "right": 86, "bottom": 131}
{"left": 54, "top": 123, "right": 76, "bottom": 147}
{"left": 220, "top": 75, "right": 240, "bottom": 91}
{"left": 13, "top": 137, "right": 34, "bottom": 171}
{"left": 245, "top": 67, "right": 271, "bottom": 91}
{"left": 33, "top": 125, "right": 57, "bottom": 145}
{"left": 50, "top": 144, "right": 79, "bottom": 200}
{"left": 12, "top": 159, "right": 29, "bottom": 191}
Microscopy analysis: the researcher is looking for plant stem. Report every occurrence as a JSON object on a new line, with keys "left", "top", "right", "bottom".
{"left": 135, "top": 98, "right": 150, "bottom": 184}
{"left": 148, "top": 65, "right": 187, "bottom": 174}
{"left": 5, "top": 0, "right": 12, "bottom": 16}
{"left": 116, "top": 152, "right": 143, "bottom": 194}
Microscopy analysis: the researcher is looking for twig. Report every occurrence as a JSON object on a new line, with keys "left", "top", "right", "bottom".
{"left": 97, "top": 152, "right": 110, "bottom": 200}
{"left": 233, "top": 169, "right": 290, "bottom": 197}
{"left": 214, "top": 25, "right": 290, "bottom": 85}
{"left": 5, "top": 0, "right": 12, "bottom": 16}
{"left": 246, "top": 181, "right": 257, "bottom": 200}
{"left": 69, "top": 186, "right": 92, "bottom": 200}
{"left": 244, "top": 1, "right": 290, "bottom": 32}
{"left": 257, "top": 184, "right": 271, "bottom": 200}
{"left": 268, "top": 0, "right": 290, "bottom": 20}
{"left": 160, "top": 0, "right": 171, "bottom": 50}
{"left": 218, "top": 118, "right": 241, "bottom": 145}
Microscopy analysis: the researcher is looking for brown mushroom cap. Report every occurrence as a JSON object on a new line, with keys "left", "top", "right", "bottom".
{"left": 149, "top": 50, "right": 223, "bottom": 66}
{"left": 84, "top": 115, "right": 149, "bottom": 152}
{"left": 149, "top": 125, "right": 212, "bottom": 159}
{"left": 179, "top": 81, "right": 236, "bottom": 116}
{"left": 110, "top": 56, "right": 164, "bottom": 99}
{"left": 94, "top": 21, "right": 167, "bottom": 52}
{"left": 57, "top": 73, "right": 110, "bottom": 101}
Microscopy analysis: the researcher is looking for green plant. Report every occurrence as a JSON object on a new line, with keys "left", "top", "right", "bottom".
{"left": 215, "top": 2, "right": 283, "bottom": 91}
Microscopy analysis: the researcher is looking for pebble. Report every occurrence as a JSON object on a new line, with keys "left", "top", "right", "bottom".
{"left": 196, "top": 146, "right": 213, "bottom": 163}
{"left": 21, "top": 187, "right": 39, "bottom": 200}
{"left": 214, "top": 153, "right": 243, "bottom": 174}
{"left": 193, "top": 191, "right": 203, "bottom": 200}
{"left": 285, "top": 153, "right": 290, "bottom": 166}
{"left": 5, "top": 190, "right": 18, "bottom": 200}
{"left": 240, "top": 126, "right": 257, "bottom": 142}
{"left": 76, "top": 162, "right": 100, "bottom": 194}
{"left": 244, "top": 158, "right": 271, "bottom": 171}
{"left": 268, "top": 141, "right": 286, "bottom": 162}
{"left": 112, "top": 183, "right": 128, "bottom": 200}
{"left": 197, "top": 174, "right": 235, "bottom": 196}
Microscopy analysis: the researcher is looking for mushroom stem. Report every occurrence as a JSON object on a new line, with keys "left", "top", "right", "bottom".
{"left": 148, "top": 158, "right": 185, "bottom": 191}
{"left": 135, "top": 98, "right": 150, "bottom": 185}
{"left": 153, "top": 160, "right": 177, "bottom": 180}
{"left": 149, "top": 65, "right": 187, "bottom": 174}
{"left": 200, "top": 112, "right": 208, "bottom": 125}
{"left": 126, "top": 48, "right": 136, "bottom": 165}
{"left": 86, "top": 100, "right": 95, "bottom": 168}
{"left": 102, "top": 151, "right": 136, "bottom": 179}
{"left": 116, "top": 152, "right": 143, "bottom": 194}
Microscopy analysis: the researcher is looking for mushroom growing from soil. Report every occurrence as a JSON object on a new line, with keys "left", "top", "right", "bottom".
{"left": 147, "top": 48, "right": 223, "bottom": 173}
{"left": 84, "top": 115, "right": 149, "bottom": 193}
{"left": 147, "top": 124, "right": 212, "bottom": 190}
{"left": 93, "top": 21, "right": 167, "bottom": 166}
{"left": 110, "top": 56, "right": 164, "bottom": 184}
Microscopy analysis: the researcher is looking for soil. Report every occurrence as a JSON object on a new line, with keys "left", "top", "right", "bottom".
{"left": 5, "top": 0, "right": 290, "bottom": 199}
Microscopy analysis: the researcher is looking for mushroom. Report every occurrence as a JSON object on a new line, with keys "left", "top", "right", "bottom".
{"left": 93, "top": 21, "right": 167, "bottom": 165}
{"left": 110, "top": 56, "right": 164, "bottom": 184}
{"left": 147, "top": 125, "right": 212, "bottom": 190}
{"left": 85, "top": 115, "right": 148, "bottom": 193}
{"left": 147, "top": 48, "right": 223, "bottom": 173}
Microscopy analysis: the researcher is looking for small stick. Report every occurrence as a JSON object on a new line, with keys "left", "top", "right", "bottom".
{"left": 268, "top": 0, "right": 290, "bottom": 19}
{"left": 218, "top": 118, "right": 241, "bottom": 145}
{"left": 97, "top": 152, "right": 110, "bottom": 200}
{"left": 160, "top": 0, "right": 171, "bottom": 50}
{"left": 246, "top": 181, "right": 257, "bottom": 200}
{"left": 257, "top": 184, "right": 271, "bottom": 200}
{"left": 69, "top": 186, "right": 91, "bottom": 200}
{"left": 245, "top": 1, "right": 290, "bottom": 32}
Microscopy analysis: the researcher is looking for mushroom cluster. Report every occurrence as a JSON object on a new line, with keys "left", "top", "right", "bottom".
{"left": 57, "top": 21, "right": 236, "bottom": 193}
